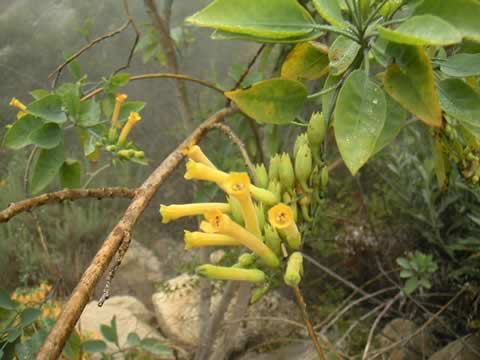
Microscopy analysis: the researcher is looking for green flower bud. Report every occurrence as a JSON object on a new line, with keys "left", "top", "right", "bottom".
{"left": 254, "top": 164, "right": 269, "bottom": 189}
{"left": 268, "top": 154, "right": 281, "bottom": 181}
{"left": 250, "top": 283, "right": 270, "bottom": 304}
{"left": 117, "top": 149, "right": 132, "bottom": 159}
{"left": 196, "top": 264, "right": 265, "bottom": 283}
{"left": 307, "top": 112, "right": 326, "bottom": 149}
{"left": 264, "top": 224, "right": 282, "bottom": 255}
{"left": 255, "top": 203, "right": 266, "bottom": 231}
{"left": 279, "top": 153, "right": 295, "bottom": 191}
{"left": 283, "top": 192, "right": 298, "bottom": 223}
{"left": 295, "top": 143, "right": 313, "bottom": 192}
{"left": 294, "top": 133, "right": 309, "bottom": 158}
{"left": 134, "top": 150, "right": 145, "bottom": 159}
{"left": 301, "top": 203, "right": 312, "bottom": 222}
{"left": 284, "top": 252, "right": 303, "bottom": 287}
{"left": 238, "top": 253, "right": 256, "bottom": 267}
{"left": 250, "top": 185, "right": 279, "bottom": 206}
{"left": 267, "top": 180, "right": 282, "bottom": 201}
{"left": 227, "top": 196, "right": 244, "bottom": 226}
{"left": 321, "top": 166, "right": 329, "bottom": 190}
{"left": 105, "top": 145, "right": 117, "bottom": 152}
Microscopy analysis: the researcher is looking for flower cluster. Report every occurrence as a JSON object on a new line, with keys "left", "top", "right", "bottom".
{"left": 11, "top": 282, "right": 62, "bottom": 319}
{"left": 160, "top": 142, "right": 324, "bottom": 299}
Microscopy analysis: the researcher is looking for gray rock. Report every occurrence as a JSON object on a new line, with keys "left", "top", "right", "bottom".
{"left": 429, "top": 335, "right": 480, "bottom": 360}
{"left": 377, "top": 318, "right": 435, "bottom": 360}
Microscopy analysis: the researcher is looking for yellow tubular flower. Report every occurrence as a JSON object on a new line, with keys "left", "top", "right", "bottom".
{"left": 160, "top": 203, "right": 230, "bottom": 224}
{"left": 196, "top": 264, "right": 265, "bottom": 283}
{"left": 184, "top": 231, "right": 241, "bottom": 249}
{"left": 205, "top": 210, "right": 280, "bottom": 268}
{"left": 182, "top": 145, "right": 216, "bottom": 168}
{"left": 118, "top": 112, "right": 141, "bottom": 145}
{"left": 268, "top": 203, "right": 302, "bottom": 250}
{"left": 223, "top": 172, "right": 261, "bottom": 237}
{"left": 9, "top": 98, "right": 27, "bottom": 111}
{"left": 184, "top": 159, "right": 228, "bottom": 184}
{"left": 111, "top": 93, "right": 128, "bottom": 130}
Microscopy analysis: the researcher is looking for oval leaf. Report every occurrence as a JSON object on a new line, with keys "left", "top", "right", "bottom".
{"left": 281, "top": 42, "right": 329, "bottom": 80}
{"left": 2, "top": 115, "right": 43, "bottom": 150}
{"left": 378, "top": 15, "right": 462, "bottom": 46}
{"left": 440, "top": 53, "right": 480, "bottom": 78}
{"left": 415, "top": 0, "right": 480, "bottom": 42}
{"left": 225, "top": 78, "right": 307, "bottom": 124}
{"left": 0, "top": 289, "right": 16, "bottom": 310}
{"left": 187, "top": 0, "right": 315, "bottom": 40}
{"left": 27, "top": 95, "right": 67, "bottom": 124}
{"left": 328, "top": 36, "right": 361, "bottom": 76}
{"left": 438, "top": 79, "right": 480, "bottom": 138}
{"left": 384, "top": 45, "right": 442, "bottom": 127}
{"left": 20, "top": 308, "right": 42, "bottom": 328}
{"left": 334, "top": 70, "right": 386, "bottom": 175}
{"left": 29, "top": 123, "right": 63, "bottom": 149}
{"left": 77, "top": 100, "right": 101, "bottom": 128}
{"left": 30, "top": 142, "right": 65, "bottom": 195}
{"left": 211, "top": 29, "right": 324, "bottom": 44}
{"left": 312, "top": 0, "right": 348, "bottom": 28}
{"left": 82, "top": 340, "right": 107, "bottom": 353}
{"left": 59, "top": 159, "right": 81, "bottom": 189}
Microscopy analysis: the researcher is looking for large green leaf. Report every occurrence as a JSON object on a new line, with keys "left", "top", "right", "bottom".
{"left": 77, "top": 100, "right": 102, "bottom": 128}
{"left": 281, "top": 42, "right": 329, "bottom": 80}
{"left": 27, "top": 95, "right": 67, "bottom": 124}
{"left": 2, "top": 115, "right": 43, "bottom": 150}
{"left": 377, "top": 15, "right": 462, "bottom": 46}
{"left": 225, "top": 78, "right": 308, "bottom": 124}
{"left": 186, "top": 0, "right": 316, "bottom": 40}
{"left": 384, "top": 45, "right": 442, "bottom": 127}
{"left": 328, "top": 36, "right": 361, "bottom": 76}
{"left": 334, "top": 70, "right": 386, "bottom": 175}
{"left": 440, "top": 53, "right": 480, "bottom": 78}
{"left": 59, "top": 159, "right": 81, "bottom": 189}
{"left": 56, "top": 83, "right": 81, "bottom": 118}
{"left": 415, "top": 0, "right": 480, "bottom": 42}
{"left": 211, "top": 29, "right": 324, "bottom": 43}
{"left": 373, "top": 96, "right": 407, "bottom": 154}
{"left": 29, "top": 123, "right": 63, "bottom": 149}
{"left": 438, "top": 79, "right": 480, "bottom": 138}
{"left": 30, "top": 142, "right": 65, "bottom": 195}
{"left": 312, "top": 0, "right": 348, "bottom": 28}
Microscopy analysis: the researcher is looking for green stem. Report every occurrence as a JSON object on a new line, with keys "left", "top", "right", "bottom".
{"left": 82, "top": 163, "right": 111, "bottom": 188}
{"left": 312, "top": 24, "right": 360, "bottom": 43}
{"left": 307, "top": 83, "right": 343, "bottom": 100}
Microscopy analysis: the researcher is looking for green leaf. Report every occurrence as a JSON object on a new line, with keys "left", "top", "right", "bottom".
{"left": 59, "top": 159, "right": 81, "bottom": 189}
{"left": 334, "top": 70, "right": 386, "bottom": 175}
{"left": 63, "top": 331, "right": 82, "bottom": 360}
{"left": 225, "top": 78, "right": 308, "bottom": 124}
{"left": 29, "top": 123, "right": 63, "bottom": 149}
{"left": 27, "top": 95, "right": 67, "bottom": 124}
{"left": 0, "top": 289, "right": 15, "bottom": 310}
{"left": 281, "top": 42, "right": 329, "bottom": 80}
{"left": 2, "top": 115, "right": 43, "bottom": 150}
{"left": 400, "top": 269, "right": 414, "bottom": 278}
{"left": 322, "top": 74, "right": 341, "bottom": 119}
{"left": 110, "top": 73, "right": 130, "bottom": 87}
{"left": 126, "top": 332, "right": 141, "bottom": 347}
{"left": 82, "top": 340, "right": 107, "bottom": 353}
{"left": 30, "top": 142, "right": 65, "bottom": 195}
{"left": 328, "top": 36, "right": 361, "bottom": 76}
{"left": 440, "top": 53, "right": 480, "bottom": 78}
{"left": 404, "top": 277, "right": 419, "bottom": 294}
{"left": 56, "top": 83, "right": 81, "bottom": 118}
{"left": 118, "top": 101, "right": 146, "bottom": 124}
{"left": 415, "top": 0, "right": 480, "bottom": 42}
{"left": 141, "top": 338, "right": 174, "bottom": 357}
{"left": 373, "top": 96, "right": 407, "bottom": 154}
{"left": 396, "top": 257, "right": 411, "bottom": 269}
{"left": 211, "top": 29, "right": 324, "bottom": 43}
{"left": 77, "top": 100, "right": 101, "bottom": 127}
{"left": 100, "top": 317, "right": 118, "bottom": 346}
{"left": 19, "top": 308, "right": 41, "bottom": 328}
{"left": 30, "top": 89, "right": 50, "bottom": 100}
{"left": 384, "top": 45, "right": 442, "bottom": 127}
{"left": 312, "top": 0, "right": 348, "bottom": 28}
{"left": 15, "top": 342, "right": 33, "bottom": 360}
{"left": 438, "top": 79, "right": 480, "bottom": 138}
{"left": 186, "top": 0, "right": 316, "bottom": 40}
{"left": 377, "top": 15, "right": 462, "bottom": 46}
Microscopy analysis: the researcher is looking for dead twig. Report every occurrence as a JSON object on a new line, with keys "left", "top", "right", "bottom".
{"left": 114, "top": 0, "right": 141, "bottom": 74}
{"left": 36, "top": 107, "right": 237, "bottom": 360}
{"left": 0, "top": 187, "right": 136, "bottom": 223}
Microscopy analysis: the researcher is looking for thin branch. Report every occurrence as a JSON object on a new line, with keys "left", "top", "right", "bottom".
{"left": 210, "top": 123, "right": 256, "bottom": 180}
{"left": 37, "top": 107, "right": 237, "bottom": 360}
{"left": 49, "top": 20, "right": 132, "bottom": 87}
{"left": 114, "top": 0, "right": 141, "bottom": 74}
{"left": 231, "top": 44, "right": 266, "bottom": 94}
{"left": 80, "top": 72, "right": 224, "bottom": 102}
{"left": 0, "top": 187, "right": 136, "bottom": 223}
{"left": 144, "top": 0, "right": 194, "bottom": 130}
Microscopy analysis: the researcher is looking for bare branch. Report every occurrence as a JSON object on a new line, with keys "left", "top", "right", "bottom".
{"left": 0, "top": 187, "right": 136, "bottom": 223}
{"left": 114, "top": 0, "right": 141, "bottom": 74}
{"left": 36, "top": 107, "right": 237, "bottom": 360}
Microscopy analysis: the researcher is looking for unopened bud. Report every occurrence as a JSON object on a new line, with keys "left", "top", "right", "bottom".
{"left": 284, "top": 252, "right": 303, "bottom": 287}
{"left": 250, "top": 283, "right": 270, "bottom": 304}
{"left": 238, "top": 253, "right": 256, "bottom": 267}
{"left": 307, "top": 112, "right": 326, "bottom": 149}
{"left": 254, "top": 164, "right": 269, "bottom": 189}
{"left": 294, "top": 133, "right": 309, "bottom": 158}
{"left": 295, "top": 143, "right": 313, "bottom": 192}
{"left": 264, "top": 224, "right": 281, "bottom": 255}
{"left": 268, "top": 154, "right": 281, "bottom": 181}
{"left": 279, "top": 153, "right": 295, "bottom": 191}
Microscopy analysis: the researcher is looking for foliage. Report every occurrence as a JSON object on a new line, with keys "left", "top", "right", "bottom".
{"left": 397, "top": 251, "right": 438, "bottom": 294}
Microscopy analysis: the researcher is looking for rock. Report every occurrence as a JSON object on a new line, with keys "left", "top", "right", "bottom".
{"left": 238, "top": 343, "right": 318, "bottom": 360}
{"left": 429, "top": 334, "right": 480, "bottom": 360}
{"left": 94, "top": 240, "right": 164, "bottom": 305}
{"left": 152, "top": 274, "right": 300, "bottom": 349}
{"left": 377, "top": 318, "right": 435, "bottom": 360}
{"left": 78, "top": 296, "right": 163, "bottom": 351}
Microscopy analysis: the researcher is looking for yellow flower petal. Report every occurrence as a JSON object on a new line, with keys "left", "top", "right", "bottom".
{"left": 184, "top": 231, "right": 241, "bottom": 249}
{"left": 160, "top": 203, "right": 230, "bottom": 223}
{"left": 182, "top": 145, "right": 216, "bottom": 168}
{"left": 184, "top": 159, "right": 228, "bottom": 184}
{"left": 268, "top": 203, "right": 301, "bottom": 250}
